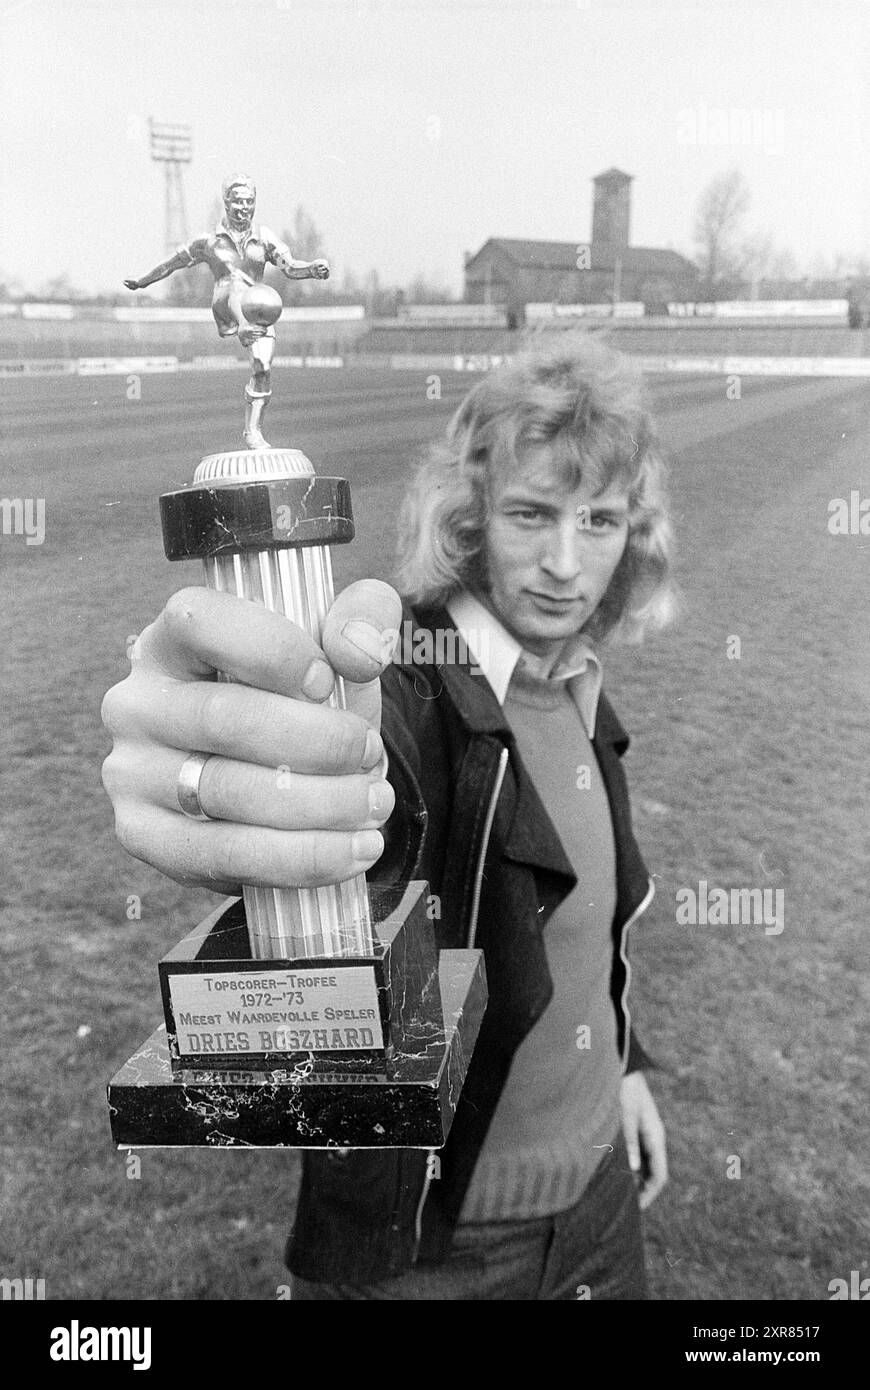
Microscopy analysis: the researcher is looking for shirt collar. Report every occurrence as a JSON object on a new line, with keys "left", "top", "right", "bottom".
{"left": 445, "top": 588, "right": 603, "bottom": 738}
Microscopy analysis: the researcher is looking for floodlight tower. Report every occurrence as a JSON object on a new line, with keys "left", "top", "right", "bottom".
{"left": 149, "top": 118, "right": 192, "bottom": 264}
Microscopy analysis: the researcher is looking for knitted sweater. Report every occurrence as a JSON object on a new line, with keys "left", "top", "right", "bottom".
{"left": 458, "top": 658, "right": 623, "bottom": 1222}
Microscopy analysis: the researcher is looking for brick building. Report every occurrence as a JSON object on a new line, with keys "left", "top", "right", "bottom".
{"left": 464, "top": 168, "right": 697, "bottom": 320}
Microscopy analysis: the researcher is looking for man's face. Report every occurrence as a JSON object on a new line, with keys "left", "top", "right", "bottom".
{"left": 225, "top": 188, "right": 255, "bottom": 231}
{"left": 480, "top": 444, "right": 631, "bottom": 658}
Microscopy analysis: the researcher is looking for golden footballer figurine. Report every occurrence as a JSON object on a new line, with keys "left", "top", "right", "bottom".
{"left": 124, "top": 174, "right": 330, "bottom": 449}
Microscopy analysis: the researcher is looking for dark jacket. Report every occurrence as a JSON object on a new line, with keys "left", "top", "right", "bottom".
{"left": 285, "top": 602, "right": 655, "bottom": 1281}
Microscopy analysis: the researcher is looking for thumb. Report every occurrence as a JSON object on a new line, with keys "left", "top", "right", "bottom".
{"left": 322, "top": 579, "right": 403, "bottom": 685}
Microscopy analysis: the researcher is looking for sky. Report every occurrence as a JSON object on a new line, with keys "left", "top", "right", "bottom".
{"left": 2, "top": 0, "right": 868, "bottom": 296}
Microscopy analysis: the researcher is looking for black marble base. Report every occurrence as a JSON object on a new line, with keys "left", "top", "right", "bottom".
{"left": 107, "top": 950, "right": 486, "bottom": 1149}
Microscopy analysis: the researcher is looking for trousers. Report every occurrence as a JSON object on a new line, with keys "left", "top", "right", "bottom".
{"left": 289, "top": 1130, "right": 648, "bottom": 1301}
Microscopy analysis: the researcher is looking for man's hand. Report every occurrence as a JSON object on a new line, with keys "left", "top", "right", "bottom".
{"left": 123, "top": 278, "right": 141, "bottom": 291}
{"left": 308, "top": 259, "right": 330, "bottom": 280}
{"left": 620, "top": 1071, "right": 668, "bottom": 1210}
{"left": 101, "top": 579, "right": 402, "bottom": 895}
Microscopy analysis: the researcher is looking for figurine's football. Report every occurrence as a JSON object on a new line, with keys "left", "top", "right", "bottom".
{"left": 240, "top": 283, "right": 283, "bottom": 327}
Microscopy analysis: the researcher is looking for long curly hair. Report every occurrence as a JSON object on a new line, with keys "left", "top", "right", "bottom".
{"left": 394, "top": 331, "right": 677, "bottom": 645}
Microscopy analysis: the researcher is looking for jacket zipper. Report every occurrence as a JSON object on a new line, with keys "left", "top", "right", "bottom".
{"left": 467, "top": 745, "right": 510, "bottom": 949}
{"left": 411, "top": 744, "right": 510, "bottom": 1262}
{"left": 411, "top": 1156, "right": 435, "bottom": 1261}
{"left": 617, "top": 874, "right": 656, "bottom": 1069}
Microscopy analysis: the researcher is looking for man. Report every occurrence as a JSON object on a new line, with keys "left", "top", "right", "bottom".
{"left": 101, "top": 334, "right": 675, "bottom": 1300}
{"left": 123, "top": 174, "right": 329, "bottom": 448}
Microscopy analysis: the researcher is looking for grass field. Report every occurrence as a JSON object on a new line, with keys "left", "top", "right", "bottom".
{"left": 1, "top": 364, "right": 868, "bottom": 1301}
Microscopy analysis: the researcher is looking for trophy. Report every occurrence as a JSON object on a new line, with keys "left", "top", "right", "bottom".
{"left": 107, "top": 178, "right": 486, "bottom": 1149}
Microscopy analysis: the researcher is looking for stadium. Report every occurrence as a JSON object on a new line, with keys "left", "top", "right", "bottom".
{"left": 1, "top": 0, "right": 867, "bottom": 1342}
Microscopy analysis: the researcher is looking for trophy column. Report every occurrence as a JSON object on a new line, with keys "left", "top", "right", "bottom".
{"left": 166, "top": 446, "right": 373, "bottom": 962}
{"left": 107, "top": 446, "right": 487, "bottom": 1150}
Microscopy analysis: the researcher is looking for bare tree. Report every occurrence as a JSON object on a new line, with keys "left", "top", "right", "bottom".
{"left": 740, "top": 230, "right": 775, "bottom": 287}
{"left": 274, "top": 205, "right": 325, "bottom": 304}
{"left": 36, "top": 272, "right": 84, "bottom": 302}
{"left": 765, "top": 245, "right": 799, "bottom": 281}
{"left": 694, "top": 167, "right": 751, "bottom": 294}
{"left": 740, "top": 231, "right": 800, "bottom": 294}
{"left": 832, "top": 250, "right": 870, "bottom": 278}
{"left": 287, "top": 206, "right": 323, "bottom": 261}
{"left": 406, "top": 271, "right": 453, "bottom": 304}
{"left": 340, "top": 266, "right": 362, "bottom": 298}
{"left": 0, "top": 270, "right": 22, "bottom": 301}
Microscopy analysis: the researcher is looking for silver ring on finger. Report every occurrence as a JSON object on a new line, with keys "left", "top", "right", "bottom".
{"left": 177, "top": 752, "right": 214, "bottom": 821}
